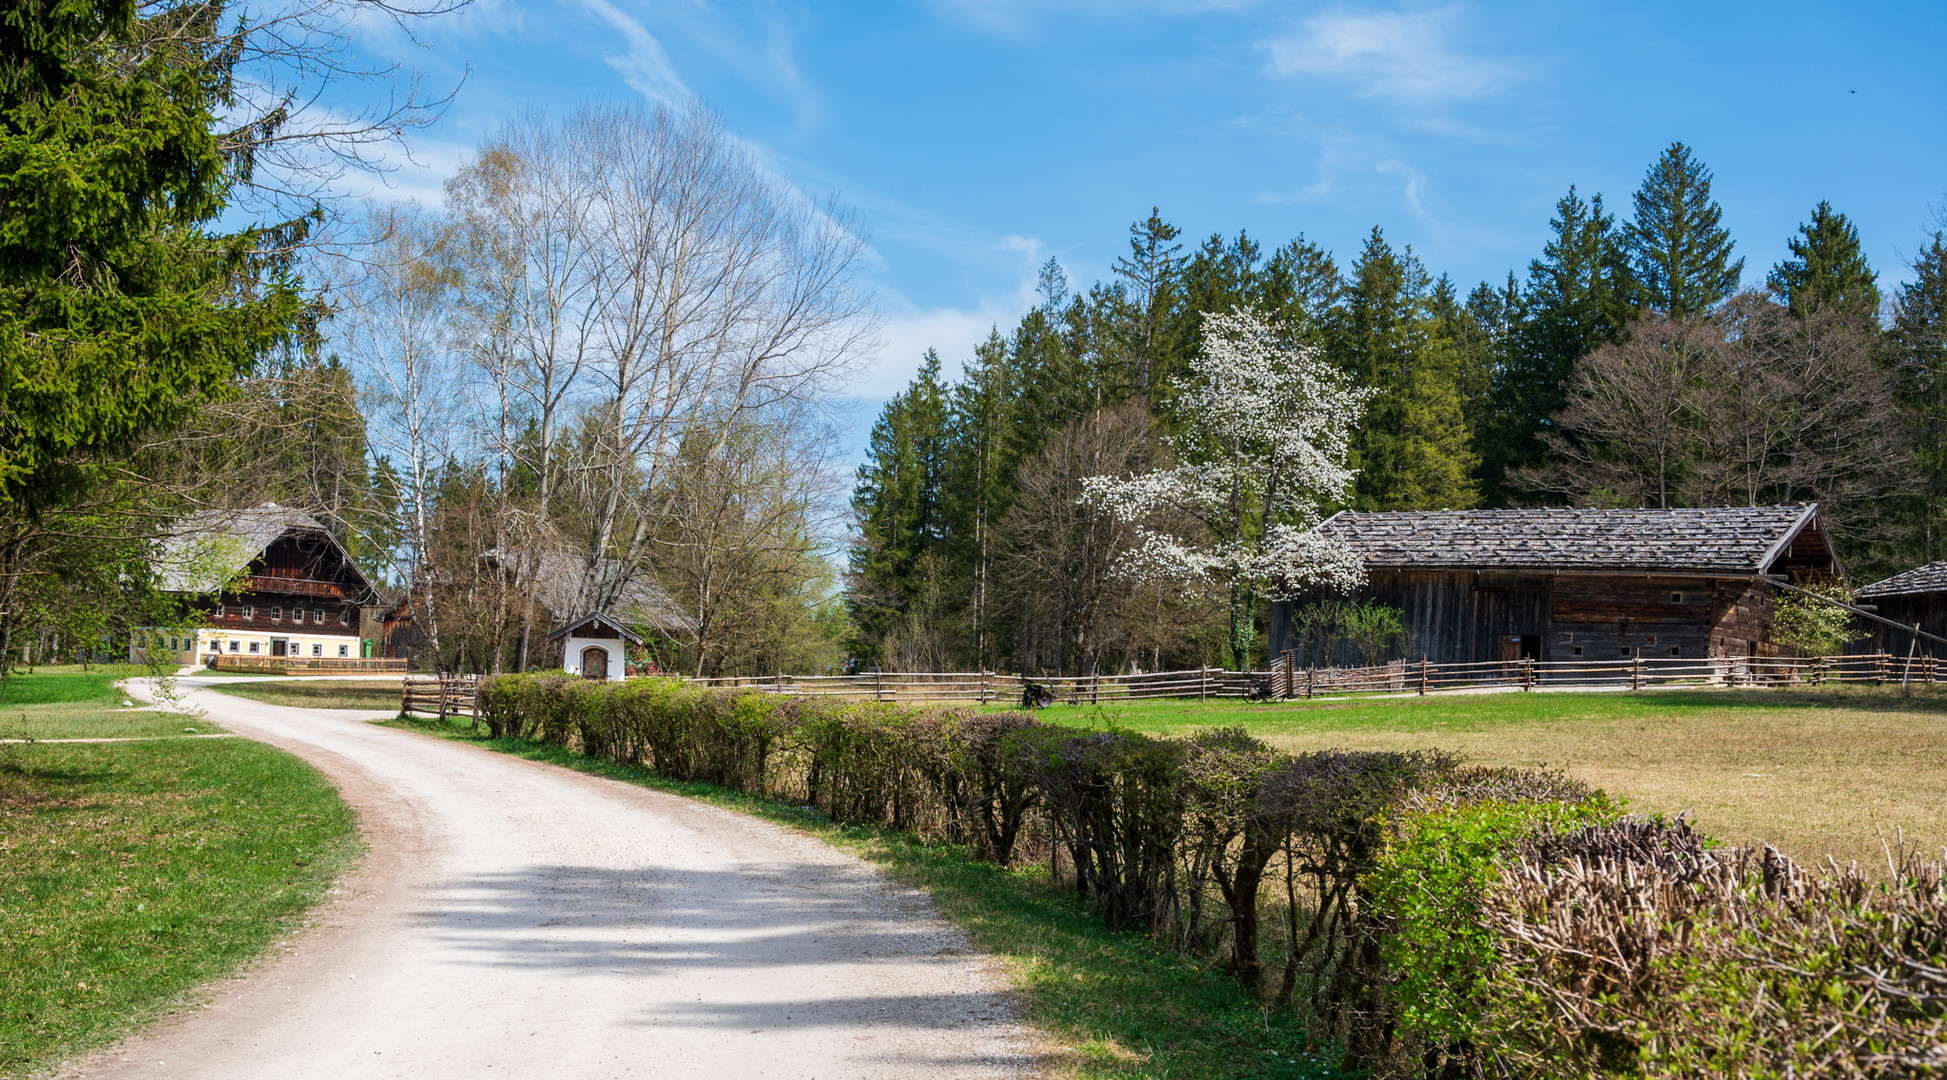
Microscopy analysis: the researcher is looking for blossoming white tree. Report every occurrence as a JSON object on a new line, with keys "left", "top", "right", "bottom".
{"left": 1080, "top": 308, "right": 1371, "bottom": 669}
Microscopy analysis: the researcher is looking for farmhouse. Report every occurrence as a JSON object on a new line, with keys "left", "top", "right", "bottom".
{"left": 1854, "top": 563, "right": 1947, "bottom": 656}
{"left": 1267, "top": 504, "right": 1839, "bottom": 667}
{"left": 137, "top": 504, "right": 386, "bottom": 667}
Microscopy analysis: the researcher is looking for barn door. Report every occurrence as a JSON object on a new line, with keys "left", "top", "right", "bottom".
{"left": 1499, "top": 635, "right": 1541, "bottom": 662}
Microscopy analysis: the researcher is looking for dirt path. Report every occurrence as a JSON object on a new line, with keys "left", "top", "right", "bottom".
{"left": 60, "top": 679, "right": 1032, "bottom": 1080}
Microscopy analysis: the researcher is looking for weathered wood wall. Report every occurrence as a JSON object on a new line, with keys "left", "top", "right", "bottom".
{"left": 1855, "top": 594, "right": 1947, "bottom": 658}
{"left": 1268, "top": 573, "right": 1785, "bottom": 666}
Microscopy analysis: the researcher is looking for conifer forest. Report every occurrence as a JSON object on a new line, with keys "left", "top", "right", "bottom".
{"left": 849, "top": 144, "right": 1947, "bottom": 676}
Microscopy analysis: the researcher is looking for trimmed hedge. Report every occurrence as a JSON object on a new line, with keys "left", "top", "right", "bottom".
{"left": 475, "top": 674, "right": 1947, "bottom": 1078}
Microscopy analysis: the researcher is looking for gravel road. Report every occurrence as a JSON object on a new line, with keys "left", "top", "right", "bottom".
{"left": 60, "top": 678, "right": 1033, "bottom": 1080}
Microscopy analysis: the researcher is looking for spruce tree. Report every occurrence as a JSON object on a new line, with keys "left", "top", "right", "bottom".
{"left": 0, "top": 0, "right": 309, "bottom": 512}
{"left": 1892, "top": 233, "right": 1947, "bottom": 562}
{"left": 1768, "top": 200, "right": 1881, "bottom": 318}
{"left": 1330, "top": 228, "right": 1477, "bottom": 511}
{"left": 847, "top": 352, "right": 951, "bottom": 662}
{"left": 1480, "top": 187, "right": 1634, "bottom": 503}
{"left": 1112, "top": 209, "right": 1184, "bottom": 398}
{"left": 1624, "top": 143, "right": 1744, "bottom": 317}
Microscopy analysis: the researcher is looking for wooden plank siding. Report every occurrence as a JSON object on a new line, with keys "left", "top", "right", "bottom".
{"left": 1270, "top": 572, "right": 1790, "bottom": 667}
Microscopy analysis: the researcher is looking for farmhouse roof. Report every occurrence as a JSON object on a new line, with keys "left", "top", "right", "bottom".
{"left": 544, "top": 612, "right": 646, "bottom": 645}
{"left": 156, "top": 504, "right": 379, "bottom": 600}
{"left": 1312, "top": 504, "right": 1827, "bottom": 576}
{"left": 483, "top": 548, "right": 694, "bottom": 635}
{"left": 1857, "top": 562, "right": 1947, "bottom": 599}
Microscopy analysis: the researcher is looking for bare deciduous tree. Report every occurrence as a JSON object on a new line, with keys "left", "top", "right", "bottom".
{"left": 1001, "top": 403, "right": 1176, "bottom": 676}
{"left": 1522, "top": 296, "right": 1913, "bottom": 549}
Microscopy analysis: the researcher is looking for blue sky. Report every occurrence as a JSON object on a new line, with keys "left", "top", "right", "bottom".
{"left": 346, "top": 0, "right": 1947, "bottom": 431}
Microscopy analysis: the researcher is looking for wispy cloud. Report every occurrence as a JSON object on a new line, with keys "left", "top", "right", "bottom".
{"left": 583, "top": 0, "right": 691, "bottom": 106}
{"left": 1262, "top": 5, "right": 1518, "bottom": 102}
{"left": 852, "top": 237, "right": 1046, "bottom": 397}
{"left": 929, "top": 0, "right": 1257, "bottom": 36}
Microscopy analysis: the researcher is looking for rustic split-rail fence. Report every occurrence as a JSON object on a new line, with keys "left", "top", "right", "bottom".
{"left": 684, "top": 651, "right": 1939, "bottom": 704}
{"left": 399, "top": 652, "right": 1937, "bottom": 715}
{"left": 399, "top": 675, "right": 479, "bottom": 723}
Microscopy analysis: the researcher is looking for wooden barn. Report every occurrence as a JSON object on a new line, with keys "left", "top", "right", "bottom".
{"left": 1854, "top": 563, "right": 1947, "bottom": 657}
{"left": 1266, "top": 504, "right": 1839, "bottom": 667}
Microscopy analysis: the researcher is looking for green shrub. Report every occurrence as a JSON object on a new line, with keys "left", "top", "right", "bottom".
{"left": 1360, "top": 774, "right": 1617, "bottom": 1074}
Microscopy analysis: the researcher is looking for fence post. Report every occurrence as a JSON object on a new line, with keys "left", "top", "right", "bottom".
{"left": 1904, "top": 627, "right": 1920, "bottom": 691}
{"left": 875, "top": 669, "right": 883, "bottom": 702}
{"left": 980, "top": 670, "right": 989, "bottom": 705}
{"left": 1631, "top": 656, "right": 1642, "bottom": 691}
{"left": 1200, "top": 666, "right": 1207, "bottom": 702}
{"left": 1524, "top": 657, "right": 1536, "bottom": 691}
{"left": 1306, "top": 666, "right": 1315, "bottom": 700}
{"left": 1876, "top": 652, "right": 1888, "bottom": 685}
{"left": 1419, "top": 655, "right": 1428, "bottom": 696}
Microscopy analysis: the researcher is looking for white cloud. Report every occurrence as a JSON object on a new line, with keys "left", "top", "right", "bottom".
{"left": 1262, "top": 6, "right": 1517, "bottom": 102}
{"left": 844, "top": 239, "right": 1046, "bottom": 398}
{"left": 583, "top": 0, "right": 691, "bottom": 106}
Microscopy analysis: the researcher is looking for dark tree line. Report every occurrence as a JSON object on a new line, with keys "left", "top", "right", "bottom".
{"left": 850, "top": 142, "right": 1947, "bottom": 674}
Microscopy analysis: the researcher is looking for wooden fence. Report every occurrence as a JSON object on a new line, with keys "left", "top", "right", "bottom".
{"left": 209, "top": 656, "right": 407, "bottom": 674}
{"left": 685, "top": 652, "right": 1938, "bottom": 705}
{"left": 400, "top": 675, "right": 478, "bottom": 724}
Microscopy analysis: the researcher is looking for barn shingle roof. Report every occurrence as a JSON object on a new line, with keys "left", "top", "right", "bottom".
{"left": 1857, "top": 562, "right": 1947, "bottom": 599}
{"left": 1313, "top": 505, "right": 1820, "bottom": 575}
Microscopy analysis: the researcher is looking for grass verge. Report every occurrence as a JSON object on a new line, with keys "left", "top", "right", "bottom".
{"left": 0, "top": 690, "right": 360, "bottom": 1076}
{"left": 1, "top": 668, "right": 222, "bottom": 741}
{"left": 206, "top": 679, "right": 402, "bottom": 712}
{"left": 380, "top": 714, "right": 1340, "bottom": 1080}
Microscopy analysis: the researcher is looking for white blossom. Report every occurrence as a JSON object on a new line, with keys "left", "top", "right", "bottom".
{"left": 1082, "top": 307, "right": 1371, "bottom": 600}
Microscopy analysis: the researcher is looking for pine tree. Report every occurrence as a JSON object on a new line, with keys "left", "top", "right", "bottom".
{"left": 1768, "top": 200, "right": 1881, "bottom": 318}
{"left": 1624, "top": 143, "right": 1744, "bottom": 318}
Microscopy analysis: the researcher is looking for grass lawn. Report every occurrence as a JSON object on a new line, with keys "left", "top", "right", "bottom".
{"left": 1038, "top": 686, "right": 1947, "bottom": 870}
{"left": 1, "top": 667, "right": 223, "bottom": 740}
{"left": 0, "top": 672, "right": 360, "bottom": 1077}
{"left": 383, "top": 714, "right": 1338, "bottom": 1080}
{"left": 207, "top": 679, "right": 402, "bottom": 712}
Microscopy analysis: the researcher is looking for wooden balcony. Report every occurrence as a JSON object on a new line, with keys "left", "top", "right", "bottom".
{"left": 245, "top": 575, "right": 351, "bottom": 599}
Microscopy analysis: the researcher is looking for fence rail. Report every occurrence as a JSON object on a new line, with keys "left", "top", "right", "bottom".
{"left": 400, "top": 675, "right": 478, "bottom": 723}
{"left": 209, "top": 655, "right": 407, "bottom": 674}
{"left": 683, "top": 652, "right": 1937, "bottom": 705}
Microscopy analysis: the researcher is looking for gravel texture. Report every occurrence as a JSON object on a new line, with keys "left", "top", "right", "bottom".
{"left": 58, "top": 679, "right": 1034, "bottom": 1080}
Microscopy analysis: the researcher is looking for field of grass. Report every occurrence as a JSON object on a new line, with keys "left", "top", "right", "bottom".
{"left": 0, "top": 668, "right": 223, "bottom": 741}
{"left": 207, "top": 679, "right": 403, "bottom": 712}
{"left": 0, "top": 673, "right": 361, "bottom": 1077}
{"left": 384, "top": 714, "right": 1337, "bottom": 1080}
{"left": 1040, "top": 686, "right": 1947, "bottom": 870}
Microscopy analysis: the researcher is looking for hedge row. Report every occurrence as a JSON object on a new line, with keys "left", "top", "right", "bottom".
{"left": 475, "top": 674, "right": 1946, "bottom": 1078}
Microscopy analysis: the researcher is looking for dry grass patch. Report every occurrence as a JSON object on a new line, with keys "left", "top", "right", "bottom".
{"left": 1091, "top": 688, "right": 1947, "bottom": 870}
{"left": 208, "top": 679, "right": 403, "bottom": 712}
